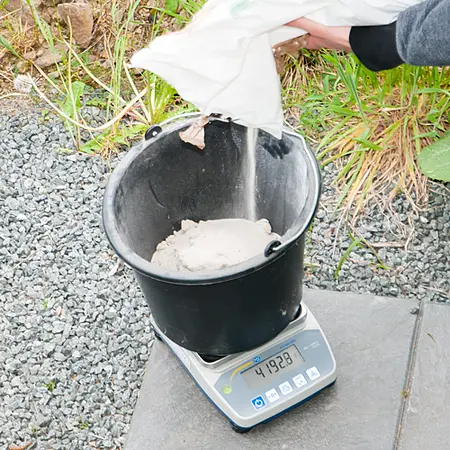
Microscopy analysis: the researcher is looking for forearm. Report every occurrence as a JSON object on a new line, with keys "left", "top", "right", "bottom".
{"left": 350, "top": 0, "right": 450, "bottom": 71}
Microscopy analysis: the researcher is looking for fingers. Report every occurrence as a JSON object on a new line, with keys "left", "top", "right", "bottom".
{"left": 286, "top": 17, "right": 322, "bottom": 35}
{"left": 286, "top": 17, "right": 352, "bottom": 52}
{"left": 304, "top": 36, "right": 325, "bottom": 50}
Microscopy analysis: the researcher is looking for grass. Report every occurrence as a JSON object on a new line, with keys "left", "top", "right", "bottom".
{"left": 282, "top": 51, "right": 450, "bottom": 218}
{"left": 0, "top": 0, "right": 448, "bottom": 219}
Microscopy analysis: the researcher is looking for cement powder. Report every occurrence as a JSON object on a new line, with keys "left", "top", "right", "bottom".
{"left": 151, "top": 218, "right": 280, "bottom": 272}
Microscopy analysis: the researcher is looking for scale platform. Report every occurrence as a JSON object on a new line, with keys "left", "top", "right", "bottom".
{"left": 150, "top": 304, "right": 337, "bottom": 432}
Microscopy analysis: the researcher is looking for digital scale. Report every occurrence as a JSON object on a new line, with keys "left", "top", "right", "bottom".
{"left": 150, "top": 304, "right": 337, "bottom": 432}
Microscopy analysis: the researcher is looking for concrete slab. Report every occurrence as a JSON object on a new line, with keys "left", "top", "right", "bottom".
{"left": 398, "top": 302, "right": 450, "bottom": 450}
{"left": 126, "top": 290, "right": 416, "bottom": 450}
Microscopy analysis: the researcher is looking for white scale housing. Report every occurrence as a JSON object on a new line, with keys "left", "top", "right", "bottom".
{"left": 151, "top": 304, "right": 337, "bottom": 431}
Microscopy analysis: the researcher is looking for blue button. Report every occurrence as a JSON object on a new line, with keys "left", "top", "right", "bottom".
{"left": 251, "top": 396, "right": 266, "bottom": 410}
{"left": 253, "top": 356, "right": 261, "bottom": 363}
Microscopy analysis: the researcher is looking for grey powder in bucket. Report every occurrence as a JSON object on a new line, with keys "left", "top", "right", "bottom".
{"left": 151, "top": 218, "right": 280, "bottom": 272}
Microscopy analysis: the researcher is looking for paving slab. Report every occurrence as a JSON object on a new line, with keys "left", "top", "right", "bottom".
{"left": 398, "top": 302, "right": 450, "bottom": 450}
{"left": 126, "top": 290, "right": 416, "bottom": 450}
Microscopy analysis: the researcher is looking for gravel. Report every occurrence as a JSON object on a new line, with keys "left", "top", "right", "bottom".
{"left": 0, "top": 106, "right": 448, "bottom": 449}
{"left": 0, "top": 108, "right": 152, "bottom": 449}
{"left": 304, "top": 164, "right": 449, "bottom": 303}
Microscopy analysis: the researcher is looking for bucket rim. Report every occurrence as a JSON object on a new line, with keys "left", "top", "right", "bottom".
{"left": 102, "top": 114, "right": 322, "bottom": 285}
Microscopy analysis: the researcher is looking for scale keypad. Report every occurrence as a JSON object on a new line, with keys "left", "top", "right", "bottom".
{"left": 292, "top": 373, "right": 308, "bottom": 388}
{"left": 306, "top": 366, "right": 321, "bottom": 381}
{"left": 251, "top": 396, "right": 266, "bottom": 410}
{"left": 253, "top": 368, "right": 322, "bottom": 409}
{"left": 265, "top": 389, "right": 280, "bottom": 403}
{"left": 215, "top": 329, "right": 334, "bottom": 418}
{"left": 279, "top": 381, "right": 294, "bottom": 395}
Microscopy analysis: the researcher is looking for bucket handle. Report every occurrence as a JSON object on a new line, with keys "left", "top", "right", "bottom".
{"left": 264, "top": 240, "right": 282, "bottom": 257}
{"left": 145, "top": 125, "right": 163, "bottom": 140}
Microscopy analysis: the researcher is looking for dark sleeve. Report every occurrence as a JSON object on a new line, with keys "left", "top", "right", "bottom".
{"left": 349, "top": 22, "right": 402, "bottom": 72}
{"left": 349, "top": 0, "right": 450, "bottom": 71}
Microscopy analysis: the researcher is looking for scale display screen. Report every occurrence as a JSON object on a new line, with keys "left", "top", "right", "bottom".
{"left": 242, "top": 345, "right": 304, "bottom": 388}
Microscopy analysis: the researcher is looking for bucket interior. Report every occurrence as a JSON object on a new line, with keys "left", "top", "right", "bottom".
{"left": 112, "top": 119, "right": 319, "bottom": 270}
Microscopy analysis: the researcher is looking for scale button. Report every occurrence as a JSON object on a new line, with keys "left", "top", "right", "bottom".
{"left": 251, "top": 396, "right": 266, "bottom": 410}
{"left": 265, "top": 388, "right": 280, "bottom": 403}
{"left": 306, "top": 366, "right": 321, "bottom": 381}
{"left": 279, "top": 381, "right": 294, "bottom": 395}
{"left": 293, "top": 373, "right": 308, "bottom": 388}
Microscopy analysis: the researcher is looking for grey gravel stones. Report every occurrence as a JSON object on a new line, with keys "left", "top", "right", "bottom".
{"left": 0, "top": 109, "right": 152, "bottom": 449}
{"left": 0, "top": 106, "right": 448, "bottom": 448}
{"left": 305, "top": 164, "right": 449, "bottom": 303}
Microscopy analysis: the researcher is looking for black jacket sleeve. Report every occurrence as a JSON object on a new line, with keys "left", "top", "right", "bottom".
{"left": 349, "top": 0, "right": 450, "bottom": 71}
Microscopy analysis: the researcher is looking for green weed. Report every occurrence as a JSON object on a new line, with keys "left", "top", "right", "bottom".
{"left": 0, "top": 33, "right": 20, "bottom": 58}
{"left": 44, "top": 380, "right": 56, "bottom": 392}
{"left": 78, "top": 419, "right": 89, "bottom": 430}
{"left": 334, "top": 237, "right": 363, "bottom": 279}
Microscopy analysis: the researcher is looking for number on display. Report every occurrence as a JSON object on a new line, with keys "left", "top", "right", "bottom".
{"left": 277, "top": 355, "right": 286, "bottom": 369}
{"left": 269, "top": 360, "right": 279, "bottom": 373}
{"left": 253, "top": 350, "right": 295, "bottom": 379}
{"left": 255, "top": 368, "right": 265, "bottom": 378}
{"left": 284, "top": 352, "right": 293, "bottom": 365}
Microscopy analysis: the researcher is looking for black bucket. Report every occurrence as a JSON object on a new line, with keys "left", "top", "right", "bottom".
{"left": 102, "top": 114, "right": 321, "bottom": 356}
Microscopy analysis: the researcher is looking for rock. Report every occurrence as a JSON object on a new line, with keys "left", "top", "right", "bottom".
{"left": 105, "top": 309, "right": 116, "bottom": 320}
{"left": 4, "top": 0, "right": 31, "bottom": 26}
{"left": 34, "top": 44, "right": 66, "bottom": 68}
{"left": 5, "top": 0, "right": 22, "bottom": 11}
{"left": 44, "top": 343, "right": 56, "bottom": 354}
{"left": 52, "top": 321, "right": 66, "bottom": 334}
{"left": 21, "top": 7, "right": 35, "bottom": 27}
{"left": 54, "top": 352, "right": 66, "bottom": 362}
{"left": 23, "top": 50, "right": 37, "bottom": 60}
{"left": 36, "top": 413, "right": 52, "bottom": 428}
{"left": 57, "top": 2, "right": 94, "bottom": 49}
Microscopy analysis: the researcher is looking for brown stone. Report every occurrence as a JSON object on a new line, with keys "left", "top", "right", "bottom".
{"left": 34, "top": 44, "right": 67, "bottom": 68}
{"left": 5, "top": 0, "right": 34, "bottom": 27}
{"left": 23, "top": 50, "right": 37, "bottom": 60}
{"left": 5, "top": 0, "right": 22, "bottom": 12}
{"left": 57, "top": 2, "right": 94, "bottom": 48}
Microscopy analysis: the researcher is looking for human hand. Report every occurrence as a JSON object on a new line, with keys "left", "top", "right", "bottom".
{"left": 287, "top": 17, "right": 352, "bottom": 52}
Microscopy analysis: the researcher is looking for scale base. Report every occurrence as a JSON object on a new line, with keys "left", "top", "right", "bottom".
{"left": 151, "top": 304, "right": 337, "bottom": 432}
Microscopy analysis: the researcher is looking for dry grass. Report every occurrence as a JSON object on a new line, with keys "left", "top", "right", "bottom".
{"left": 280, "top": 51, "right": 449, "bottom": 218}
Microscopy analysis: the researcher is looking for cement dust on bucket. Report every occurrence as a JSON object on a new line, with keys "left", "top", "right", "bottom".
{"left": 246, "top": 127, "right": 258, "bottom": 222}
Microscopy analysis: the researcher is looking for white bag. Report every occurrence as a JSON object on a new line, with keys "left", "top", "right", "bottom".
{"left": 131, "top": 0, "right": 422, "bottom": 138}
